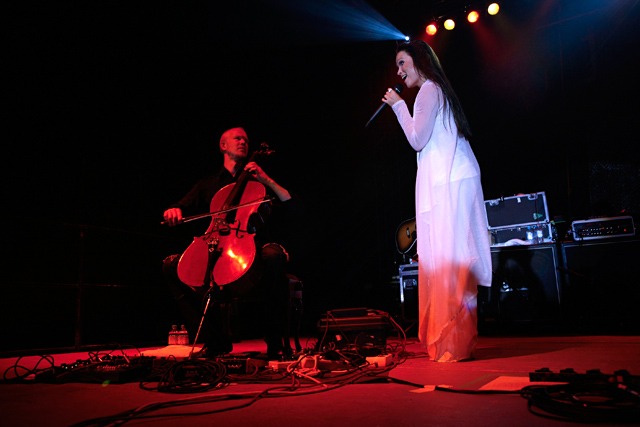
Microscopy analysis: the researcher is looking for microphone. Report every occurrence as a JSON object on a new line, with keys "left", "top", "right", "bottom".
{"left": 365, "top": 83, "right": 404, "bottom": 128}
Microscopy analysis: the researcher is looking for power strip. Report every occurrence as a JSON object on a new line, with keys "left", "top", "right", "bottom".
{"left": 269, "top": 354, "right": 394, "bottom": 372}
{"left": 269, "top": 360, "right": 296, "bottom": 371}
{"left": 366, "top": 354, "right": 393, "bottom": 367}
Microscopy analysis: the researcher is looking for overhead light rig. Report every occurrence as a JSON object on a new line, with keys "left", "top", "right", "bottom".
{"left": 425, "top": 2, "right": 500, "bottom": 36}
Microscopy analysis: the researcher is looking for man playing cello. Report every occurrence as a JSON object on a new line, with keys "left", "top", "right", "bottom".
{"left": 162, "top": 127, "right": 303, "bottom": 360}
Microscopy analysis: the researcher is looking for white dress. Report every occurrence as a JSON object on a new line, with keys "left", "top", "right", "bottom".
{"left": 392, "top": 80, "right": 492, "bottom": 362}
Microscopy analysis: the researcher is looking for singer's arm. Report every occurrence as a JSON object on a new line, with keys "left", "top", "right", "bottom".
{"left": 392, "top": 82, "right": 439, "bottom": 152}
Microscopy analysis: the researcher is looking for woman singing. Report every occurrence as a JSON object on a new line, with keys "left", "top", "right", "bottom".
{"left": 382, "top": 40, "right": 492, "bottom": 362}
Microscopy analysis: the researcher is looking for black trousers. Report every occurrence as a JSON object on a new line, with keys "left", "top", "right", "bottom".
{"left": 162, "top": 243, "right": 290, "bottom": 358}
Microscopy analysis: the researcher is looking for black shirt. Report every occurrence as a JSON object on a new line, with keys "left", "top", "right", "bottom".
{"left": 169, "top": 166, "right": 304, "bottom": 247}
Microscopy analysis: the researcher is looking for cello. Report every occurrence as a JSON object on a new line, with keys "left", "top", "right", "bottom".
{"left": 176, "top": 144, "right": 274, "bottom": 294}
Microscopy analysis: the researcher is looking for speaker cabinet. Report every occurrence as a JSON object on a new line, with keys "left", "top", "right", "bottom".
{"left": 479, "top": 244, "right": 562, "bottom": 331}
{"left": 561, "top": 237, "right": 640, "bottom": 333}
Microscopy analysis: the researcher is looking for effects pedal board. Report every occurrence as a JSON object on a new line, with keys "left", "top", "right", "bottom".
{"left": 530, "top": 368, "right": 639, "bottom": 385}
{"left": 35, "top": 355, "right": 156, "bottom": 384}
{"left": 217, "top": 352, "right": 268, "bottom": 374}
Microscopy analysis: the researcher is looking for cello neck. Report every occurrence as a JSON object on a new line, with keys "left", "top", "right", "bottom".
{"left": 221, "top": 142, "right": 273, "bottom": 219}
{"left": 222, "top": 151, "right": 258, "bottom": 211}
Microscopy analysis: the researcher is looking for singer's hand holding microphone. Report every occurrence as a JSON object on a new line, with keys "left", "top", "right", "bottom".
{"left": 365, "top": 83, "right": 404, "bottom": 127}
{"left": 383, "top": 85, "right": 403, "bottom": 106}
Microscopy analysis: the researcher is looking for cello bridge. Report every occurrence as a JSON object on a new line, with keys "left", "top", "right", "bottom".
{"left": 207, "top": 237, "right": 220, "bottom": 253}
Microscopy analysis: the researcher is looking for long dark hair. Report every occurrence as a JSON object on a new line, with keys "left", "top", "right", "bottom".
{"left": 397, "top": 40, "right": 472, "bottom": 140}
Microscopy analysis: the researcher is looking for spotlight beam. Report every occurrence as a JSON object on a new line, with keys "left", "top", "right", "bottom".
{"left": 273, "top": 0, "right": 407, "bottom": 41}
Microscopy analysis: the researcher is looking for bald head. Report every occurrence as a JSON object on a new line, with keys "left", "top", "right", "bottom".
{"left": 219, "top": 127, "right": 249, "bottom": 161}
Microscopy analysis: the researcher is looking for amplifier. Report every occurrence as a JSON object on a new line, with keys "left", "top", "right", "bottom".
{"left": 571, "top": 216, "right": 635, "bottom": 241}
{"left": 561, "top": 238, "right": 640, "bottom": 332}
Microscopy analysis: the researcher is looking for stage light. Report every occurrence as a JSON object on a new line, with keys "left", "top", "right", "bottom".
{"left": 426, "top": 23, "right": 437, "bottom": 36}
{"left": 404, "top": 35, "right": 410, "bottom": 41}
{"left": 444, "top": 19, "right": 455, "bottom": 30}
{"left": 467, "top": 11, "right": 479, "bottom": 23}
{"left": 488, "top": 3, "right": 500, "bottom": 15}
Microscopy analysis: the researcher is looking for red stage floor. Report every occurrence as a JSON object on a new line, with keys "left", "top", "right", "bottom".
{"left": 1, "top": 335, "right": 639, "bottom": 426}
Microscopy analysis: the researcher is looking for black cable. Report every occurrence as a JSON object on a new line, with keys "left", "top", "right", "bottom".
{"left": 385, "top": 377, "right": 640, "bottom": 421}
{"left": 521, "top": 383, "right": 640, "bottom": 423}
{"left": 71, "top": 376, "right": 351, "bottom": 427}
{"left": 317, "top": 311, "right": 351, "bottom": 351}
{"left": 1, "top": 354, "right": 55, "bottom": 382}
{"left": 90, "top": 354, "right": 397, "bottom": 426}
{"left": 87, "top": 343, "right": 141, "bottom": 363}
{"left": 368, "top": 309, "right": 408, "bottom": 352}
{"left": 140, "top": 359, "right": 227, "bottom": 393}
{"left": 386, "top": 376, "right": 520, "bottom": 394}
{"left": 18, "top": 338, "right": 638, "bottom": 426}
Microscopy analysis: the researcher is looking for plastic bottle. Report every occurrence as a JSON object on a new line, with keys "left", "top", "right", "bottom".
{"left": 178, "top": 325, "right": 189, "bottom": 345}
{"left": 168, "top": 325, "right": 178, "bottom": 345}
{"left": 526, "top": 230, "right": 534, "bottom": 243}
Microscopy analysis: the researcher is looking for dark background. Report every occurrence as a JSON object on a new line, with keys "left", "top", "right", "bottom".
{"left": 5, "top": 0, "right": 639, "bottom": 351}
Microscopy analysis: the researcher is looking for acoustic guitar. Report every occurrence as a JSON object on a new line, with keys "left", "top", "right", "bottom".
{"left": 395, "top": 217, "right": 417, "bottom": 254}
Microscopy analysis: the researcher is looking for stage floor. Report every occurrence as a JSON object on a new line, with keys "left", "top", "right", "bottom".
{"left": 1, "top": 335, "right": 639, "bottom": 426}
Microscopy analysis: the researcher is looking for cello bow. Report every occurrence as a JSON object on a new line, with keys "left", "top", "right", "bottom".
{"left": 160, "top": 196, "right": 275, "bottom": 226}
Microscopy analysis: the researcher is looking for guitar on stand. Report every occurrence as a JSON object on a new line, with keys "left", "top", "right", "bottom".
{"left": 395, "top": 217, "right": 417, "bottom": 256}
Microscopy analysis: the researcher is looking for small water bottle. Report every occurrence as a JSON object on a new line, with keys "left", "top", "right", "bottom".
{"left": 178, "top": 325, "right": 189, "bottom": 345}
{"left": 526, "top": 230, "right": 535, "bottom": 244}
{"left": 168, "top": 325, "right": 178, "bottom": 345}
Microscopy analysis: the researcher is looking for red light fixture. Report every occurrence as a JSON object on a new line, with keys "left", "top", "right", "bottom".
{"left": 426, "top": 23, "right": 438, "bottom": 36}
{"left": 467, "top": 11, "right": 479, "bottom": 23}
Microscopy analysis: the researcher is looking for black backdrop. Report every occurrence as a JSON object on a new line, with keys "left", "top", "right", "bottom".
{"left": 5, "top": 0, "right": 639, "bottom": 349}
